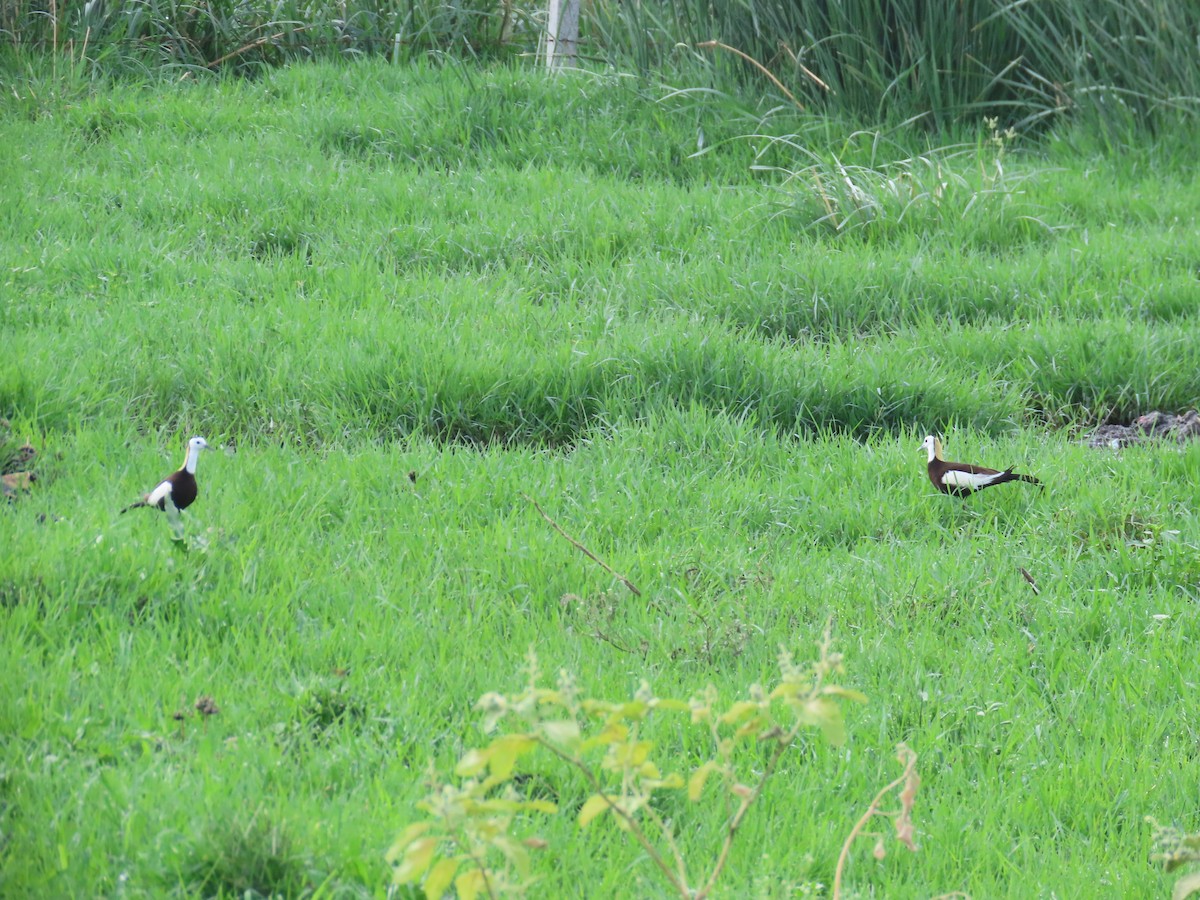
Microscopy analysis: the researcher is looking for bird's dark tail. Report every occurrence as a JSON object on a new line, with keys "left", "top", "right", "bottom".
{"left": 993, "top": 468, "right": 1042, "bottom": 490}
{"left": 120, "top": 501, "right": 148, "bottom": 514}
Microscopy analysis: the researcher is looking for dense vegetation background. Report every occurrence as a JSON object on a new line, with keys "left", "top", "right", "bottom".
{"left": 2, "top": 1, "right": 1199, "bottom": 898}
{"left": 4, "top": 0, "right": 1199, "bottom": 130}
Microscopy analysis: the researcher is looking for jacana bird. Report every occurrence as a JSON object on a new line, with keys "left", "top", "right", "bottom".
{"left": 121, "top": 436, "right": 210, "bottom": 520}
{"left": 922, "top": 435, "right": 1041, "bottom": 497}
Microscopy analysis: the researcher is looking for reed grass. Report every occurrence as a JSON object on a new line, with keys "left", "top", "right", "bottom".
{"left": 4, "top": 0, "right": 1198, "bottom": 131}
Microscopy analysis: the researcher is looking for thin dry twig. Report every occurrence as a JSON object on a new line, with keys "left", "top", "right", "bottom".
{"left": 592, "top": 628, "right": 641, "bottom": 656}
{"left": 697, "top": 40, "right": 829, "bottom": 108}
{"left": 832, "top": 742, "right": 920, "bottom": 900}
{"left": 522, "top": 494, "right": 642, "bottom": 597}
{"left": 206, "top": 25, "right": 311, "bottom": 69}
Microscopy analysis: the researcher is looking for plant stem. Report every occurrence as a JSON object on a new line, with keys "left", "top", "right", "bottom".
{"left": 443, "top": 810, "right": 499, "bottom": 900}
{"left": 694, "top": 728, "right": 794, "bottom": 900}
{"left": 831, "top": 760, "right": 915, "bottom": 899}
{"left": 534, "top": 737, "right": 688, "bottom": 896}
{"left": 642, "top": 802, "right": 691, "bottom": 891}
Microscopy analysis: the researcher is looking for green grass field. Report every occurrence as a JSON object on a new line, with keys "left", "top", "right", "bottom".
{"left": 2, "top": 59, "right": 1199, "bottom": 898}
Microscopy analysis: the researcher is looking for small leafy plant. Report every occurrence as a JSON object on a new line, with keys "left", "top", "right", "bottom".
{"left": 1148, "top": 818, "right": 1200, "bottom": 900}
{"left": 390, "top": 634, "right": 918, "bottom": 898}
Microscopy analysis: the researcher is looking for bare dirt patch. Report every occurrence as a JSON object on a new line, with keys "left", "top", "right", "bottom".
{"left": 1089, "top": 411, "right": 1200, "bottom": 449}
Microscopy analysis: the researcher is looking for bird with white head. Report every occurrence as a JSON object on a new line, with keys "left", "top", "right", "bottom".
{"left": 922, "top": 435, "right": 1040, "bottom": 498}
{"left": 121, "top": 436, "right": 211, "bottom": 524}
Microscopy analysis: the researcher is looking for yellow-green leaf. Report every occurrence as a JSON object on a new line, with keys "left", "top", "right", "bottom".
{"left": 540, "top": 719, "right": 581, "bottom": 745}
{"left": 617, "top": 700, "right": 649, "bottom": 719}
{"left": 489, "top": 734, "right": 536, "bottom": 779}
{"left": 821, "top": 685, "right": 869, "bottom": 704}
{"left": 578, "top": 794, "right": 611, "bottom": 828}
{"left": 491, "top": 835, "right": 531, "bottom": 877}
{"left": 637, "top": 760, "right": 662, "bottom": 780}
{"left": 423, "top": 858, "right": 458, "bottom": 900}
{"left": 476, "top": 796, "right": 556, "bottom": 816}
{"left": 1174, "top": 872, "right": 1200, "bottom": 900}
{"left": 387, "top": 822, "right": 433, "bottom": 862}
{"left": 581, "top": 699, "right": 618, "bottom": 716}
{"left": 734, "top": 714, "right": 767, "bottom": 738}
{"left": 455, "top": 748, "right": 491, "bottom": 777}
{"left": 581, "top": 721, "right": 628, "bottom": 750}
{"left": 477, "top": 773, "right": 508, "bottom": 794}
{"left": 719, "top": 701, "right": 760, "bottom": 725}
{"left": 688, "top": 761, "right": 719, "bottom": 801}
{"left": 393, "top": 837, "right": 438, "bottom": 884}
{"left": 769, "top": 681, "right": 802, "bottom": 701}
{"left": 612, "top": 739, "right": 652, "bottom": 768}
{"left": 802, "top": 697, "right": 847, "bottom": 746}
{"left": 455, "top": 868, "right": 486, "bottom": 900}
{"left": 475, "top": 797, "right": 525, "bottom": 814}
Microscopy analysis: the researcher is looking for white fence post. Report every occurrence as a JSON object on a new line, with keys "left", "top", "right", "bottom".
{"left": 545, "top": 0, "right": 580, "bottom": 70}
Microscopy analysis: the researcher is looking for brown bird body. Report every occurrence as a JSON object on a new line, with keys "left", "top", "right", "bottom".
{"left": 121, "top": 436, "right": 209, "bottom": 514}
{"left": 922, "top": 435, "right": 1040, "bottom": 498}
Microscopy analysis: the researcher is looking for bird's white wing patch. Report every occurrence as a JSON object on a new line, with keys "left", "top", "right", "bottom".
{"left": 145, "top": 479, "right": 173, "bottom": 506}
{"left": 941, "top": 469, "right": 1003, "bottom": 490}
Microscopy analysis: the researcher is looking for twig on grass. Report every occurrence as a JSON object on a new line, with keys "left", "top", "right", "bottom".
{"left": 592, "top": 628, "right": 641, "bottom": 656}
{"left": 522, "top": 494, "right": 642, "bottom": 597}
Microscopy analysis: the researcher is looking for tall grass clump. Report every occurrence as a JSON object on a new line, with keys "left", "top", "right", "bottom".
{"left": 589, "top": 0, "right": 1022, "bottom": 126}
{"left": 588, "top": 0, "right": 1200, "bottom": 132}
{"left": 0, "top": 0, "right": 536, "bottom": 73}
{"left": 5, "top": 0, "right": 1198, "bottom": 136}
{"left": 757, "top": 118, "right": 1054, "bottom": 242}
{"left": 178, "top": 813, "right": 315, "bottom": 898}
{"left": 993, "top": 0, "right": 1200, "bottom": 137}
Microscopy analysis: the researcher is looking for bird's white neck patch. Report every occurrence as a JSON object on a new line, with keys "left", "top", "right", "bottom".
{"left": 183, "top": 444, "right": 203, "bottom": 474}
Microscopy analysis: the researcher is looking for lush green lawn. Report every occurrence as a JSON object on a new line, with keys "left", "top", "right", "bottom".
{"left": 1, "top": 59, "right": 1198, "bottom": 898}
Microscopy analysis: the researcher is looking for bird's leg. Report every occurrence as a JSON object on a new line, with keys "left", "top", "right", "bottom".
{"left": 166, "top": 499, "right": 185, "bottom": 541}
